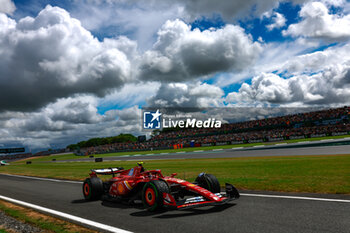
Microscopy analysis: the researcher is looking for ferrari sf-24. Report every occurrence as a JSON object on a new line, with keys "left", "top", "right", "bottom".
{"left": 83, "top": 162, "right": 239, "bottom": 211}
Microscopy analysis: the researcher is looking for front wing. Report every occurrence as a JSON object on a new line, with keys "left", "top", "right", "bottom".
{"left": 163, "top": 183, "right": 240, "bottom": 210}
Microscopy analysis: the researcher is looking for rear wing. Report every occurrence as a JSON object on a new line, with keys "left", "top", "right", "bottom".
{"left": 90, "top": 167, "right": 124, "bottom": 175}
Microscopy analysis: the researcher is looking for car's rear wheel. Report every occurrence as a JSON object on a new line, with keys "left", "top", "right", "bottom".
{"left": 195, "top": 173, "right": 221, "bottom": 194}
{"left": 83, "top": 177, "right": 104, "bottom": 201}
{"left": 142, "top": 180, "right": 170, "bottom": 211}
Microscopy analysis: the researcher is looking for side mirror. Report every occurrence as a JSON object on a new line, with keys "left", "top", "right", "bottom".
{"left": 171, "top": 173, "right": 177, "bottom": 177}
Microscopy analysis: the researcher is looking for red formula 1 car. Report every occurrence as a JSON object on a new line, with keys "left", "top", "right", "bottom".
{"left": 83, "top": 162, "right": 239, "bottom": 211}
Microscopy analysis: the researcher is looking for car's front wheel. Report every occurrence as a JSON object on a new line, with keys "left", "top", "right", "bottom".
{"left": 195, "top": 173, "right": 221, "bottom": 194}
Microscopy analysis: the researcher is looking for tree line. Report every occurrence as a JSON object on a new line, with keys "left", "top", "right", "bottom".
{"left": 67, "top": 134, "right": 137, "bottom": 150}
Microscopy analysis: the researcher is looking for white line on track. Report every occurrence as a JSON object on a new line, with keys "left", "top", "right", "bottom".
{"left": 297, "top": 141, "right": 310, "bottom": 143}
{"left": 176, "top": 151, "right": 185, "bottom": 153}
{"left": 240, "top": 193, "right": 350, "bottom": 203}
{"left": 253, "top": 145, "right": 265, "bottom": 148}
{"left": 321, "top": 139, "right": 334, "bottom": 141}
{"left": 0, "top": 173, "right": 82, "bottom": 184}
{"left": 0, "top": 194, "right": 132, "bottom": 233}
{"left": 160, "top": 153, "right": 168, "bottom": 155}
{"left": 212, "top": 149, "right": 223, "bottom": 151}
{"left": 275, "top": 143, "right": 287, "bottom": 145}
{"left": 194, "top": 150, "right": 203, "bottom": 152}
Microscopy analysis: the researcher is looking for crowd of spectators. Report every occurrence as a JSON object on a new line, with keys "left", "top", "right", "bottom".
{"left": 79, "top": 107, "right": 350, "bottom": 155}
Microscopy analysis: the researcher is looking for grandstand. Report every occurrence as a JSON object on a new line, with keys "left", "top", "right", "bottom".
{"left": 0, "top": 153, "right": 33, "bottom": 161}
{"left": 76, "top": 107, "right": 350, "bottom": 155}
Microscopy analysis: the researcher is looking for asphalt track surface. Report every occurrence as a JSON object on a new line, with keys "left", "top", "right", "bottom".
{"left": 57, "top": 144, "right": 350, "bottom": 162}
{"left": 0, "top": 173, "right": 350, "bottom": 233}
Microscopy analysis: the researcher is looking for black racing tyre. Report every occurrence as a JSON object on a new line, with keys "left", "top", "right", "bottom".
{"left": 83, "top": 177, "right": 104, "bottom": 201}
{"left": 195, "top": 173, "right": 221, "bottom": 194}
{"left": 142, "top": 180, "right": 170, "bottom": 211}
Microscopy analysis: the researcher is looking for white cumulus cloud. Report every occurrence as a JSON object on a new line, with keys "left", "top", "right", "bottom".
{"left": 266, "top": 12, "right": 286, "bottom": 31}
{"left": 0, "top": 95, "right": 144, "bottom": 150}
{"left": 0, "top": 5, "right": 134, "bottom": 112}
{"left": 76, "top": 0, "right": 308, "bottom": 21}
{"left": 226, "top": 63, "right": 350, "bottom": 106}
{"left": 147, "top": 82, "right": 224, "bottom": 108}
{"left": 139, "top": 19, "right": 262, "bottom": 82}
{"left": 0, "top": 0, "right": 15, "bottom": 15}
{"left": 283, "top": 1, "right": 350, "bottom": 41}
{"left": 278, "top": 43, "right": 350, "bottom": 75}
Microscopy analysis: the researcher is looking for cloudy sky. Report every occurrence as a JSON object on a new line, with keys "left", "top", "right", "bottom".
{"left": 1, "top": 0, "right": 350, "bottom": 151}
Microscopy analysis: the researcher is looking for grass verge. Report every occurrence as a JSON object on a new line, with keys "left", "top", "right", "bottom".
{"left": 2, "top": 154, "right": 350, "bottom": 194}
{"left": 0, "top": 200, "right": 97, "bottom": 233}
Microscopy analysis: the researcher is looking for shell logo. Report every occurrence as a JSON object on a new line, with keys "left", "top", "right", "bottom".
{"left": 117, "top": 183, "right": 125, "bottom": 194}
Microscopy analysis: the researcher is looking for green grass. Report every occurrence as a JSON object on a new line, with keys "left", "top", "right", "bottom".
{"left": 0, "top": 201, "right": 95, "bottom": 233}
{"left": 25, "top": 134, "right": 350, "bottom": 162}
{"left": 0, "top": 229, "right": 9, "bottom": 233}
{"left": 2, "top": 154, "right": 350, "bottom": 194}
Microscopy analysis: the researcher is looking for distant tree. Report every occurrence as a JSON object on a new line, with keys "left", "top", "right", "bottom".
{"left": 67, "top": 144, "right": 79, "bottom": 151}
{"left": 66, "top": 134, "right": 137, "bottom": 149}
